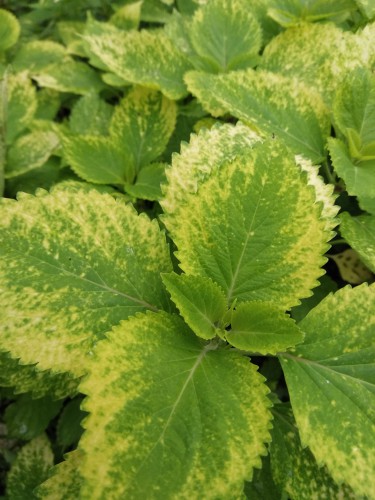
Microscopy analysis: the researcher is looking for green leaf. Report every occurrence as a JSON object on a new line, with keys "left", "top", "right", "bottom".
{"left": 188, "top": 0, "right": 262, "bottom": 72}
{"left": 0, "top": 187, "right": 172, "bottom": 378}
{"left": 56, "top": 397, "right": 87, "bottom": 449}
{"left": 56, "top": 21, "right": 86, "bottom": 57}
{"left": 124, "top": 162, "right": 167, "bottom": 201}
{"left": 185, "top": 68, "right": 330, "bottom": 163}
{"left": 355, "top": 0, "right": 375, "bottom": 18}
{"left": 7, "top": 434, "right": 54, "bottom": 500}
{"left": 32, "top": 60, "right": 104, "bottom": 96}
{"left": 340, "top": 212, "right": 375, "bottom": 273}
{"left": 61, "top": 134, "right": 134, "bottom": 185}
{"left": 35, "top": 89, "right": 61, "bottom": 121}
{"left": 83, "top": 29, "right": 193, "bottom": 99}
{"left": 291, "top": 274, "right": 338, "bottom": 322}
{"left": 79, "top": 311, "right": 272, "bottom": 498}
{"left": 243, "top": 455, "right": 281, "bottom": 500}
{"left": 6, "top": 130, "right": 60, "bottom": 179}
{"left": 36, "top": 450, "right": 83, "bottom": 500}
{"left": 271, "top": 404, "right": 356, "bottom": 499}
{"left": 333, "top": 68, "right": 375, "bottom": 155}
{"left": 226, "top": 302, "right": 304, "bottom": 355}
{"left": 12, "top": 41, "right": 66, "bottom": 73}
{"left": 110, "top": 1, "right": 142, "bottom": 31}
{"left": 328, "top": 137, "right": 375, "bottom": 214}
{"left": 268, "top": 0, "right": 356, "bottom": 26}
{"left": 69, "top": 93, "right": 113, "bottom": 136}
{"left": 0, "top": 352, "right": 79, "bottom": 399}
{"left": 280, "top": 284, "right": 375, "bottom": 498}
{"left": 4, "top": 72, "right": 37, "bottom": 145}
{"left": 261, "top": 22, "right": 373, "bottom": 105}
{"left": 109, "top": 86, "right": 177, "bottom": 173}
{"left": 163, "top": 135, "right": 335, "bottom": 309}
{"left": 5, "top": 394, "right": 63, "bottom": 441}
{"left": 162, "top": 273, "right": 227, "bottom": 339}
{"left": 0, "top": 9, "right": 20, "bottom": 52}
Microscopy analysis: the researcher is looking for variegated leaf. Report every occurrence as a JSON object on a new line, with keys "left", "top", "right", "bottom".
{"left": 280, "top": 284, "right": 375, "bottom": 498}
{"left": 69, "top": 93, "right": 113, "bottom": 137}
{"left": 163, "top": 135, "right": 334, "bottom": 309}
{"left": 12, "top": 40, "right": 66, "bottom": 73}
{"left": 0, "top": 187, "right": 172, "bottom": 379}
{"left": 185, "top": 68, "right": 329, "bottom": 163}
{"left": 268, "top": 0, "right": 356, "bottom": 26}
{"left": 340, "top": 212, "right": 375, "bottom": 273}
{"left": 36, "top": 450, "right": 83, "bottom": 499}
{"left": 0, "top": 8, "right": 20, "bottom": 51}
{"left": 79, "top": 311, "right": 272, "bottom": 499}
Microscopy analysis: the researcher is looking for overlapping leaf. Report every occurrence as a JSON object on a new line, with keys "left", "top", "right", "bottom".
{"left": 69, "top": 93, "right": 113, "bottom": 136}
{"left": 280, "top": 284, "right": 375, "bottom": 498}
{"left": 340, "top": 212, "right": 375, "bottom": 272}
{"left": 12, "top": 41, "right": 67, "bottom": 73}
{"left": 83, "top": 28, "right": 193, "bottom": 99}
{"left": 268, "top": 0, "right": 356, "bottom": 26}
{"left": 0, "top": 8, "right": 20, "bottom": 52}
{"left": 36, "top": 451, "right": 83, "bottom": 499}
{"left": 0, "top": 187, "right": 172, "bottom": 379}
{"left": 185, "top": 69, "right": 329, "bottom": 163}
{"left": 163, "top": 131, "right": 335, "bottom": 309}
{"left": 79, "top": 311, "right": 271, "bottom": 499}
{"left": 271, "top": 404, "right": 356, "bottom": 499}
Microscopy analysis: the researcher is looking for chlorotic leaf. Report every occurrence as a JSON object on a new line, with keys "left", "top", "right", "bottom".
{"left": 340, "top": 212, "right": 375, "bottom": 273}
{"left": 268, "top": 0, "right": 356, "bottom": 26}
{"left": 328, "top": 137, "right": 375, "bottom": 214}
{"left": 83, "top": 29, "right": 193, "bottom": 99}
{"left": 79, "top": 311, "right": 272, "bottom": 499}
{"left": 69, "top": 93, "right": 113, "bottom": 137}
{"left": 12, "top": 41, "right": 66, "bottom": 73}
{"left": 36, "top": 450, "right": 83, "bottom": 500}
{"left": 162, "top": 272, "right": 227, "bottom": 339}
{"left": 33, "top": 59, "right": 104, "bottom": 95}
{"left": 4, "top": 72, "right": 37, "bottom": 145}
{"left": 271, "top": 404, "right": 356, "bottom": 499}
{"left": 7, "top": 434, "right": 54, "bottom": 500}
{"left": 189, "top": 0, "right": 262, "bottom": 72}
{"left": 0, "top": 187, "right": 172, "bottom": 378}
{"left": 185, "top": 69, "right": 329, "bottom": 163}
{"left": 163, "top": 136, "right": 334, "bottom": 309}
{"left": 4, "top": 394, "right": 63, "bottom": 441}
{"left": 61, "top": 133, "right": 135, "bottom": 185}
{"left": 110, "top": 86, "right": 177, "bottom": 173}
{"left": 226, "top": 302, "right": 304, "bottom": 355}
{"left": 125, "top": 162, "right": 167, "bottom": 201}
{"left": 330, "top": 248, "right": 373, "bottom": 284}
{"left": 0, "top": 8, "right": 20, "bottom": 51}
{"left": 280, "top": 284, "right": 375, "bottom": 498}
{"left": 6, "top": 130, "right": 60, "bottom": 179}
{"left": 261, "top": 22, "right": 373, "bottom": 105}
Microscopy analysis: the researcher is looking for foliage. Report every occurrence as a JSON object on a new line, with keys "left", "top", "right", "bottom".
{"left": 0, "top": 0, "right": 374, "bottom": 499}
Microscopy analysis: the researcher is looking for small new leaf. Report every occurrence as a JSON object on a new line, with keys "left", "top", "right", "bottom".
{"left": 226, "top": 302, "right": 304, "bottom": 355}
{"left": 162, "top": 272, "right": 227, "bottom": 339}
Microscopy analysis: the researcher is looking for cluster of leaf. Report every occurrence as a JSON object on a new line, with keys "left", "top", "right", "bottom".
{"left": 0, "top": 0, "right": 374, "bottom": 498}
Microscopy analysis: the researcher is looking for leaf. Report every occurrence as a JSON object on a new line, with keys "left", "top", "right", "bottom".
{"left": 109, "top": 86, "right": 177, "bottom": 173}
{"left": 279, "top": 284, "right": 375, "bottom": 498}
{"left": 185, "top": 68, "right": 330, "bottom": 163}
{"left": 268, "top": 0, "right": 356, "bottom": 26}
{"left": 161, "top": 121, "right": 261, "bottom": 216}
{"left": 33, "top": 59, "right": 104, "bottom": 96}
{"left": 355, "top": 0, "right": 375, "bottom": 18}
{"left": 4, "top": 394, "right": 63, "bottom": 441}
{"left": 83, "top": 29, "right": 193, "bottom": 99}
{"left": 271, "top": 404, "right": 356, "bottom": 499}
{"left": 56, "top": 397, "right": 87, "bottom": 449}
{"left": 0, "top": 187, "right": 172, "bottom": 378}
{"left": 330, "top": 248, "right": 373, "bottom": 284}
{"left": 12, "top": 41, "right": 66, "bottom": 73}
{"left": 69, "top": 93, "right": 113, "bottom": 136}
{"left": 4, "top": 72, "right": 37, "bottom": 145}
{"left": 328, "top": 137, "right": 375, "bottom": 214}
{"left": 0, "top": 352, "right": 79, "bottom": 399}
{"left": 261, "top": 22, "right": 373, "bottom": 105}
{"left": 162, "top": 273, "right": 227, "bottom": 339}
{"left": 291, "top": 274, "right": 338, "bottom": 323}
{"left": 0, "top": 8, "right": 20, "bottom": 52}
{"left": 110, "top": 1, "right": 143, "bottom": 31}
{"left": 35, "top": 89, "right": 61, "bottom": 121}
{"left": 163, "top": 136, "right": 334, "bottom": 309}
{"left": 35, "top": 450, "right": 83, "bottom": 500}
{"left": 6, "top": 130, "right": 60, "bottom": 179}
{"left": 125, "top": 162, "right": 167, "bottom": 201}
{"left": 340, "top": 212, "right": 375, "bottom": 273}
{"left": 79, "top": 311, "right": 272, "bottom": 498}
{"left": 188, "top": 0, "right": 262, "bottom": 72}
{"left": 7, "top": 434, "right": 54, "bottom": 500}
{"left": 226, "top": 302, "right": 304, "bottom": 355}
{"left": 243, "top": 455, "right": 282, "bottom": 500}
{"left": 333, "top": 67, "right": 375, "bottom": 155}
{"left": 61, "top": 134, "right": 134, "bottom": 185}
